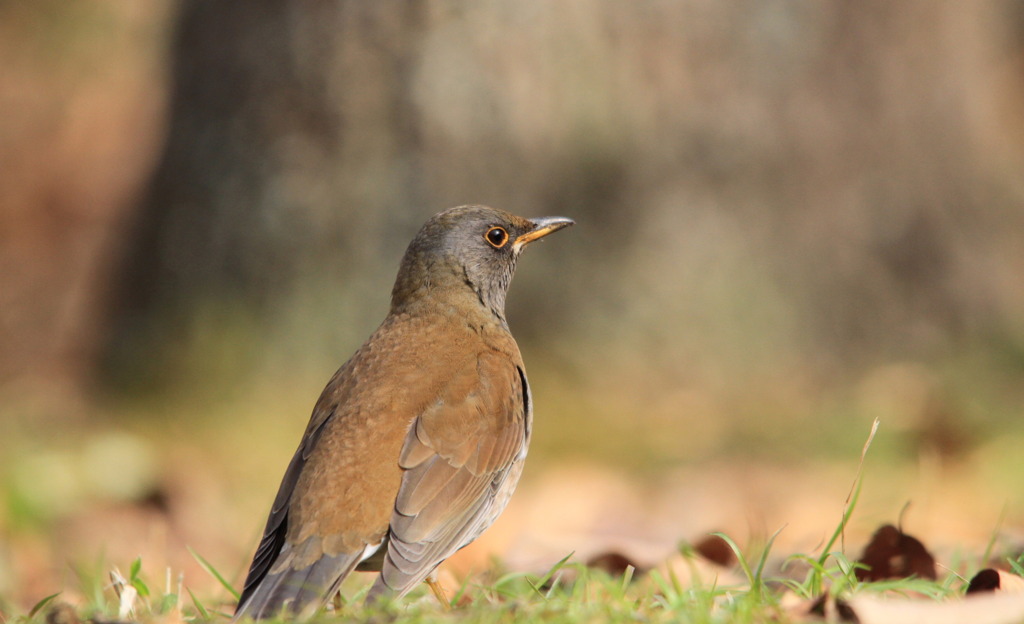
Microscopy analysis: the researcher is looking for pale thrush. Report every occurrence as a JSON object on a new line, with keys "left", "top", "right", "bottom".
{"left": 234, "top": 205, "right": 573, "bottom": 619}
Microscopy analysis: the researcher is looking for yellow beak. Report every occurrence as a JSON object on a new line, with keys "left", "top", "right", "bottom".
{"left": 514, "top": 216, "right": 575, "bottom": 249}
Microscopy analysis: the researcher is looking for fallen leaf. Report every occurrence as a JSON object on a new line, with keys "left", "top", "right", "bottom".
{"left": 586, "top": 551, "right": 645, "bottom": 576}
{"left": 967, "top": 568, "right": 1024, "bottom": 595}
{"left": 855, "top": 524, "right": 936, "bottom": 582}
{"left": 850, "top": 592, "right": 1024, "bottom": 624}
{"left": 647, "top": 551, "right": 745, "bottom": 594}
{"left": 967, "top": 569, "right": 1002, "bottom": 594}
{"left": 781, "top": 590, "right": 859, "bottom": 623}
{"left": 693, "top": 534, "right": 736, "bottom": 568}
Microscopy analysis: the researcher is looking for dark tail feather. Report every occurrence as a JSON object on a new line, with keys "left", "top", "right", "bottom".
{"left": 234, "top": 553, "right": 361, "bottom": 620}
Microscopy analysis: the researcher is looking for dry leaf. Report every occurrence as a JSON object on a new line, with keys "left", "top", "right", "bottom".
{"left": 693, "top": 534, "right": 736, "bottom": 568}
{"left": 967, "top": 568, "right": 1024, "bottom": 595}
{"left": 967, "top": 569, "right": 1002, "bottom": 594}
{"left": 850, "top": 592, "right": 1024, "bottom": 624}
{"left": 807, "top": 592, "right": 859, "bottom": 622}
{"left": 855, "top": 524, "right": 936, "bottom": 582}
{"left": 648, "top": 551, "right": 744, "bottom": 593}
{"left": 781, "top": 590, "right": 859, "bottom": 623}
{"left": 586, "top": 551, "right": 645, "bottom": 576}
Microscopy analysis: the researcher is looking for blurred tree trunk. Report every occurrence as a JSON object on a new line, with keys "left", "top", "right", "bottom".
{"left": 96, "top": 0, "right": 1024, "bottom": 394}
{"left": 0, "top": 2, "right": 170, "bottom": 394}
{"left": 104, "top": 0, "right": 427, "bottom": 389}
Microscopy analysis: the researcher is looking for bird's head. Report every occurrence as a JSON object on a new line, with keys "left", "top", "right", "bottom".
{"left": 391, "top": 205, "right": 574, "bottom": 320}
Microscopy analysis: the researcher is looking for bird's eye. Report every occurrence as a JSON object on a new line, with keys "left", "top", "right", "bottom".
{"left": 485, "top": 226, "right": 509, "bottom": 248}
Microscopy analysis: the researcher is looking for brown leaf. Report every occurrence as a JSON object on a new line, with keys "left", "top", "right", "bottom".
{"left": 855, "top": 524, "right": 936, "bottom": 582}
{"left": 967, "top": 568, "right": 1024, "bottom": 595}
{"left": 693, "top": 534, "right": 736, "bottom": 568}
{"left": 806, "top": 591, "right": 861, "bottom": 623}
{"left": 967, "top": 569, "right": 1003, "bottom": 594}
{"left": 586, "top": 551, "right": 645, "bottom": 576}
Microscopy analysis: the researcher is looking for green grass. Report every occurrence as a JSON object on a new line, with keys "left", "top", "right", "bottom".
{"left": 3, "top": 416, "right": 998, "bottom": 624}
{"left": 3, "top": 369, "right": 1020, "bottom": 622}
{"left": 7, "top": 537, "right": 975, "bottom": 624}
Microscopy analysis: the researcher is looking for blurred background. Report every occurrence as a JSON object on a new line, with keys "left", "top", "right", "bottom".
{"left": 3, "top": 0, "right": 1024, "bottom": 612}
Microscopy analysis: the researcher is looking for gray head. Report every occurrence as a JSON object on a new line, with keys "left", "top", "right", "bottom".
{"left": 391, "top": 205, "right": 574, "bottom": 321}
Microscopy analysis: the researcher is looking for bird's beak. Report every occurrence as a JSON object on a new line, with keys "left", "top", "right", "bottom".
{"left": 514, "top": 216, "right": 575, "bottom": 250}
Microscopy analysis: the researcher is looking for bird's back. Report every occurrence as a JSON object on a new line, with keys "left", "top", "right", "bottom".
{"left": 235, "top": 309, "right": 527, "bottom": 618}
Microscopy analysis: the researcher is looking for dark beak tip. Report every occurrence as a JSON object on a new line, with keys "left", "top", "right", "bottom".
{"left": 532, "top": 216, "right": 575, "bottom": 230}
{"left": 516, "top": 216, "right": 574, "bottom": 246}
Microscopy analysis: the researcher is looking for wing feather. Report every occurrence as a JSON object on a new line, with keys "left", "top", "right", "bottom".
{"left": 367, "top": 351, "right": 529, "bottom": 599}
{"left": 236, "top": 404, "right": 337, "bottom": 615}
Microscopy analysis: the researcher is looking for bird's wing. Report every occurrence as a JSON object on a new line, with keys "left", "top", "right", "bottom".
{"left": 234, "top": 373, "right": 352, "bottom": 619}
{"left": 369, "top": 350, "right": 529, "bottom": 598}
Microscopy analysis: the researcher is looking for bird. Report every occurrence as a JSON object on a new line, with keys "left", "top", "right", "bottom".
{"left": 233, "top": 205, "right": 574, "bottom": 619}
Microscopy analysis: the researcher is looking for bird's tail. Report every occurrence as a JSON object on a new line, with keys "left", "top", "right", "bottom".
{"left": 233, "top": 552, "right": 361, "bottom": 621}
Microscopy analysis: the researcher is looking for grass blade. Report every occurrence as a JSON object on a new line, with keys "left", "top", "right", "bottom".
{"left": 28, "top": 592, "right": 61, "bottom": 618}
{"left": 812, "top": 419, "right": 878, "bottom": 585}
{"left": 527, "top": 552, "right": 574, "bottom": 598}
{"left": 712, "top": 533, "right": 752, "bottom": 586}
{"left": 187, "top": 586, "right": 210, "bottom": 619}
{"left": 188, "top": 547, "right": 240, "bottom": 601}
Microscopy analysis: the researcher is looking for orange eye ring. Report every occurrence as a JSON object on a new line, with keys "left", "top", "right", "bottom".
{"left": 485, "top": 226, "right": 509, "bottom": 248}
